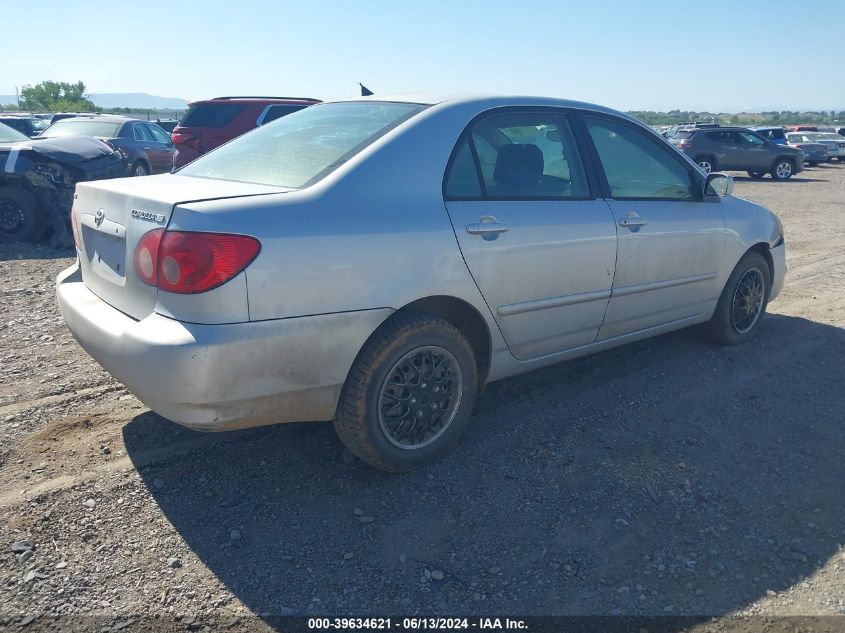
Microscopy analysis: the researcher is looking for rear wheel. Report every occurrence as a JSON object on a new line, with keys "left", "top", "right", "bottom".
{"left": 770, "top": 158, "right": 794, "bottom": 181}
{"left": 0, "top": 187, "right": 44, "bottom": 243}
{"left": 747, "top": 171, "right": 765, "bottom": 179}
{"left": 696, "top": 156, "right": 716, "bottom": 173}
{"left": 703, "top": 251, "right": 771, "bottom": 345}
{"left": 131, "top": 162, "right": 149, "bottom": 177}
{"left": 333, "top": 314, "right": 478, "bottom": 472}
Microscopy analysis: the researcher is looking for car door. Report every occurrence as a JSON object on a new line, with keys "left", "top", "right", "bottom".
{"left": 443, "top": 109, "right": 618, "bottom": 360}
{"left": 736, "top": 130, "right": 772, "bottom": 171}
{"left": 146, "top": 123, "right": 176, "bottom": 172}
{"left": 131, "top": 123, "right": 161, "bottom": 173}
{"left": 581, "top": 115, "right": 726, "bottom": 340}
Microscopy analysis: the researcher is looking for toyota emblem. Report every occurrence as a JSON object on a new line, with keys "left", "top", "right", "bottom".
{"left": 94, "top": 209, "right": 105, "bottom": 228}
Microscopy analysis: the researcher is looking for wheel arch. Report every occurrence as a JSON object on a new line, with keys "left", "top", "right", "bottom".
{"left": 747, "top": 242, "right": 774, "bottom": 283}
{"left": 394, "top": 295, "right": 492, "bottom": 390}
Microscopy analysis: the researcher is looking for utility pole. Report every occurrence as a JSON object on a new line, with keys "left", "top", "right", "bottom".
{"left": 14, "top": 86, "right": 19, "bottom": 109}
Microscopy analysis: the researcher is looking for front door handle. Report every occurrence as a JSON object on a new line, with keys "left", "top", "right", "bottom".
{"left": 466, "top": 215, "right": 509, "bottom": 240}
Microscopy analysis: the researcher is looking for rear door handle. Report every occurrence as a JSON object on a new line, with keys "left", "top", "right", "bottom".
{"left": 618, "top": 217, "right": 648, "bottom": 228}
{"left": 466, "top": 221, "right": 509, "bottom": 235}
{"left": 466, "top": 215, "right": 509, "bottom": 239}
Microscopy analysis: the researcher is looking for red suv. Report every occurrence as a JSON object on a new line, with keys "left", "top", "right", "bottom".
{"left": 171, "top": 96, "right": 321, "bottom": 168}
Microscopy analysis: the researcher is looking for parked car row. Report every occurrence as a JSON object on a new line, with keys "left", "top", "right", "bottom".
{"left": 666, "top": 123, "right": 845, "bottom": 179}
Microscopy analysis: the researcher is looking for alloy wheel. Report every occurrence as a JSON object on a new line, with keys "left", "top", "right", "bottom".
{"left": 731, "top": 267, "right": 765, "bottom": 334}
{"left": 377, "top": 345, "right": 463, "bottom": 449}
{"left": 775, "top": 161, "right": 792, "bottom": 179}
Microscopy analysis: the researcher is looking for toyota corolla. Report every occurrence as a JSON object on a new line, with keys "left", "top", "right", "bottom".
{"left": 57, "top": 95, "right": 785, "bottom": 472}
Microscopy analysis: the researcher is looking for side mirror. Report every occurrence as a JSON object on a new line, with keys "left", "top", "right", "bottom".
{"left": 705, "top": 172, "right": 733, "bottom": 197}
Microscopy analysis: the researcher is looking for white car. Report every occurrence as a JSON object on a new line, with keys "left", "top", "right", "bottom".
{"left": 57, "top": 95, "right": 786, "bottom": 472}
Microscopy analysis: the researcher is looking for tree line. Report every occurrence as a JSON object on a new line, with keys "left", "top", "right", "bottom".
{"left": 3, "top": 81, "right": 843, "bottom": 127}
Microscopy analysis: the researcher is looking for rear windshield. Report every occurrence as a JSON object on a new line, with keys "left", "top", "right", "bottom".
{"left": 179, "top": 103, "right": 245, "bottom": 128}
{"left": 673, "top": 131, "right": 693, "bottom": 139}
{"left": 179, "top": 101, "right": 428, "bottom": 188}
{"left": 42, "top": 120, "right": 122, "bottom": 139}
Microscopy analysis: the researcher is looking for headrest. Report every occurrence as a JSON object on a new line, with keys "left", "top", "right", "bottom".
{"left": 493, "top": 143, "right": 543, "bottom": 186}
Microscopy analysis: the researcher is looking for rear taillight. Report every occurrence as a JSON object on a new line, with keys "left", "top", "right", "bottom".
{"left": 134, "top": 230, "right": 260, "bottom": 294}
{"left": 171, "top": 132, "right": 194, "bottom": 145}
{"left": 677, "top": 140, "right": 691, "bottom": 149}
{"left": 70, "top": 204, "right": 81, "bottom": 251}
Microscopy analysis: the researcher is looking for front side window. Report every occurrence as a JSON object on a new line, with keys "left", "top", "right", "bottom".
{"left": 445, "top": 111, "right": 589, "bottom": 199}
{"left": 179, "top": 101, "right": 427, "bottom": 188}
{"left": 585, "top": 117, "right": 695, "bottom": 200}
{"left": 739, "top": 132, "right": 765, "bottom": 145}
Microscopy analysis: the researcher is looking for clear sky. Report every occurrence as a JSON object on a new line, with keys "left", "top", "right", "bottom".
{"left": 3, "top": 0, "right": 843, "bottom": 112}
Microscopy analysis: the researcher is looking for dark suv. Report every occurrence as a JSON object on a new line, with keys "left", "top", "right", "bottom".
{"left": 171, "top": 96, "right": 320, "bottom": 168}
{"left": 669, "top": 126, "right": 804, "bottom": 180}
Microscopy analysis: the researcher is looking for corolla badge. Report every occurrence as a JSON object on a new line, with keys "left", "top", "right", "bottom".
{"left": 131, "top": 209, "right": 166, "bottom": 223}
{"left": 94, "top": 209, "right": 105, "bottom": 227}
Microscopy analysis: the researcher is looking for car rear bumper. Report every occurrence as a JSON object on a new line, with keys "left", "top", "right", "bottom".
{"left": 769, "top": 242, "right": 786, "bottom": 302}
{"left": 56, "top": 264, "right": 392, "bottom": 431}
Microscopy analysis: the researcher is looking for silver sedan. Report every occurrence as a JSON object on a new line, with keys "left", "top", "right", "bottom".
{"left": 57, "top": 95, "right": 786, "bottom": 472}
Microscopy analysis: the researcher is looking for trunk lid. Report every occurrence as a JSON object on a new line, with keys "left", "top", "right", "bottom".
{"left": 73, "top": 174, "right": 287, "bottom": 320}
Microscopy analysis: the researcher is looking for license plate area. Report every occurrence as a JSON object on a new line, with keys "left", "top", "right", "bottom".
{"left": 80, "top": 213, "right": 127, "bottom": 284}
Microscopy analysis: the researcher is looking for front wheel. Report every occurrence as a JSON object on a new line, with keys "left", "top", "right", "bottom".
{"left": 703, "top": 251, "right": 771, "bottom": 345}
{"left": 333, "top": 314, "right": 478, "bottom": 472}
{"left": 770, "top": 159, "right": 794, "bottom": 181}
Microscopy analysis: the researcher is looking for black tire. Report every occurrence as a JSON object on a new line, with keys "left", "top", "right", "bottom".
{"left": 747, "top": 171, "right": 765, "bottom": 179}
{"left": 808, "top": 161, "right": 819, "bottom": 167}
{"left": 0, "top": 187, "right": 45, "bottom": 243}
{"left": 703, "top": 251, "right": 771, "bottom": 345}
{"left": 131, "top": 161, "right": 149, "bottom": 177}
{"left": 333, "top": 313, "right": 478, "bottom": 472}
{"left": 770, "top": 158, "right": 794, "bottom": 181}
{"left": 696, "top": 156, "right": 716, "bottom": 174}
{"left": 838, "top": 157, "right": 845, "bottom": 163}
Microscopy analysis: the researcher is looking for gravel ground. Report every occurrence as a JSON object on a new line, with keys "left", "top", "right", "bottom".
{"left": 1, "top": 164, "right": 844, "bottom": 631}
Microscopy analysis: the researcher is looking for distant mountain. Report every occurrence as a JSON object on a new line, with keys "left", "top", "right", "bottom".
{"left": 0, "top": 92, "right": 189, "bottom": 110}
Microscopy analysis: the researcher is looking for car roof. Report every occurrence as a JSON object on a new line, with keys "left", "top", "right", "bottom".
{"left": 187, "top": 96, "right": 321, "bottom": 106}
{"left": 320, "top": 93, "right": 639, "bottom": 122}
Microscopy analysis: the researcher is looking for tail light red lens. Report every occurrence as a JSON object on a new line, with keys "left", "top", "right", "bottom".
{"left": 171, "top": 133, "right": 194, "bottom": 145}
{"left": 134, "top": 230, "right": 260, "bottom": 294}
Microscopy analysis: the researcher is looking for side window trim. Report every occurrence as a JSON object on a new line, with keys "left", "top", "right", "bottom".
{"left": 578, "top": 112, "right": 703, "bottom": 202}
{"left": 442, "top": 106, "right": 600, "bottom": 202}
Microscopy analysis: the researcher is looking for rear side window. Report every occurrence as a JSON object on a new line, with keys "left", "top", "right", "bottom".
{"left": 445, "top": 140, "right": 482, "bottom": 197}
{"left": 673, "top": 131, "right": 693, "bottom": 140}
{"left": 133, "top": 124, "right": 154, "bottom": 142}
{"left": 260, "top": 104, "right": 307, "bottom": 125}
{"left": 148, "top": 124, "right": 171, "bottom": 143}
{"left": 585, "top": 116, "right": 695, "bottom": 200}
{"left": 179, "top": 103, "right": 245, "bottom": 128}
{"left": 445, "top": 111, "right": 589, "bottom": 199}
